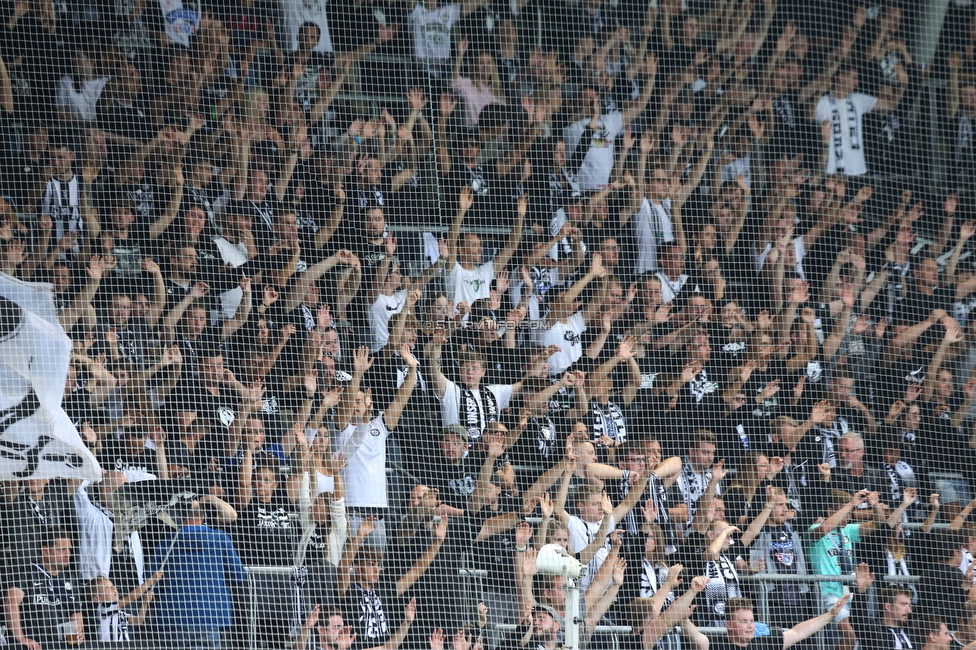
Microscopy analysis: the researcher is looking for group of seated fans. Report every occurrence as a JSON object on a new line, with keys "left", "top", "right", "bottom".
{"left": 8, "top": 0, "right": 976, "bottom": 648}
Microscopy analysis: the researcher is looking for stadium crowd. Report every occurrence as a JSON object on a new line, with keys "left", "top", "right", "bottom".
{"left": 6, "top": 0, "right": 976, "bottom": 648}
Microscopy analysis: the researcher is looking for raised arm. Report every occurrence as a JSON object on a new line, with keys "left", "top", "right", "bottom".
{"left": 739, "top": 485, "right": 777, "bottom": 547}
{"left": 396, "top": 517, "right": 447, "bottom": 595}
{"left": 782, "top": 595, "right": 852, "bottom": 649}
{"left": 445, "top": 187, "right": 472, "bottom": 270}
{"left": 337, "top": 517, "right": 377, "bottom": 597}
{"left": 384, "top": 345, "right": 418, "bottom": 431}
{"left": 493, "top": 194, "right": 526, "bottom": 273}
{"left": 622, "top": 53, "right": 657, "bottom": 127}
{"left": 335, "top": 346, "right": 373, "bottom": 431}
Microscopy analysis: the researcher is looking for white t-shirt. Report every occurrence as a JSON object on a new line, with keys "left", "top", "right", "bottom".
{"left": 281, "top": 0, "right": 334, "bottom": 52}
{"left": 656, "top": 271, "right": 688, "bottom": 304}
{"left": 447, "top": 261, "right": 495, "bottom": 305}
{"left": 74, "top": 486, "right": 113, "bottom": 580}
{"left": 57, "top": 76, "right": 110, "bottom": 121}
{"left": 370, "top": 290, "right": 407, "bottom": 352}
{"left": 339, "top": 416, "right": 391, "bottom": 508}
{"left": 634, "top": 197, "right": 676, "bottom": 275}
{"left": 540, "top": 311, "right": 586, "bottom": 374}
{"left": 159, "top": 0, "right": 200, "bottom": 48}
{"left": 815, "top": 92, "right": 877, "bottom": 176}
{"left": 568, "top": 513, "right": 615, "bottom": 589}
{"left": 562, "top": 111, "right": 624, "bottom": 190}
{"left": 409, "top": 3, "right": 460, "bottom": 61}
{"left": 440, "top": 378, "right": 513, "bottom": 439}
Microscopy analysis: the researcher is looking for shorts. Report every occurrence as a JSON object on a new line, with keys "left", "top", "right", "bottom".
{"left": 822, "top": 594, "right": 851, "bottom": 623}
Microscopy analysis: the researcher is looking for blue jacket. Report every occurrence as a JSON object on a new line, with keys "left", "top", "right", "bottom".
{"left": 148, "top": 525, "right": 248, "bottom": 630}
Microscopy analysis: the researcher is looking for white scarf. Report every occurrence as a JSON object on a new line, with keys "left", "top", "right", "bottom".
{"left": 828, "top": 94, "right": 862, "bottom": 174}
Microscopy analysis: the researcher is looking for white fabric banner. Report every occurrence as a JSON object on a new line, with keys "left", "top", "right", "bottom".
{"left": 0, "top": 272, "right": 101, "bottom": 481}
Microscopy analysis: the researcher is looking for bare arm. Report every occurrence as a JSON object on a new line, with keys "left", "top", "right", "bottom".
{"left": 396, "top": 519, "right": 447, "bottom": 595}
{"left": 493, "top": 195, "right": 526, "bottom": 273}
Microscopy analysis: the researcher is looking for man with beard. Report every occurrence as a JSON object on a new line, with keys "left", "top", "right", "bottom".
{"left": 851, "top": 563, "right": 916, "bottom": 650}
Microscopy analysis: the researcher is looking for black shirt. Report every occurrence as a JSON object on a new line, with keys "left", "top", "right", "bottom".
{"left": 342, "top": 579, "right": 398, "bottom": 650}
{"left": 12, "top": 563, "right": 82, "bottom": 650}
{"left": 171, "top": 379, "right": 241, "bottom": 435}
{"left": 99, "top": 438, "right": 158, "bottom": 477}
{"left": 708, "top": 629, "right": 786, "bottom": 650}
{"left": 234, "top": 497, "right": 298, "bottom": 566}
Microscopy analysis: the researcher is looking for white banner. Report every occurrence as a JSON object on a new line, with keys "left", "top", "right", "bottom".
{"left": 0, "top": 272, "right": 101, "bottom": 481}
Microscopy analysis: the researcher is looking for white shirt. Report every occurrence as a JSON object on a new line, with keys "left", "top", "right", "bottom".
{"left": 568, "top": 513, "right": 615, "bottom": 589}
{"left": 447, "top": 261, "right": 494, "bottom": 305}
{"left": 339, "top": 416, "right": 391, "bottom": 508}
{"left": 439, "top": 378, "right": 513, "bottom": 432}
{"left": 73, "top": 485, "right": 115, "bottom": 581}
{"left": 369, "top": 290, "right": 407, "bottom": 352}
{"left": 409, "top": 3, "right": 460, "bottom": 60}
{"left": 540, "top": 311, "right": 586, "bottom": 374}
{"left": 634, "top": 197, "right": 675, "bottom": 275}
{"left": 281, "top": 0, "right": 334, "bottom": 52}
{"left": 656, "top": 271, "right": 688, "bottom": 304}
{"left": 562, "top": 111, "right": 624, "bottom": 190}
{"left": 159, "top": 0, "right": 201, "bottom": 47}
{"left": 57, "top": 76, "right": 110, "bottom": 121}
{"left": 815, "top": 92, "right": 877, "bottom": 176}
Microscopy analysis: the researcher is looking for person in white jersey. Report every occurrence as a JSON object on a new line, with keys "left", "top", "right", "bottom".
{"left": 334, "top": 345, "right": 418, "bottom": 551}
{"left": 539, "top": 252, "right": 610, "bottom": 374}
{"left": 626, "top": 128, "right": 711, "bottom": 276}
{"left": 813, "top": 63, "right": 906, "bottom": 176}
{"left": 444, "top": 187, "right": 524, "bottom": 306}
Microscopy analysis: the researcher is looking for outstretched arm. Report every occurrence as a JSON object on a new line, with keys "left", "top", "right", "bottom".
{"left": 396, "top": 518, "right": 447, "bottom": 595}
{"left": 783, "top": 595, "right": 852, "bottom": 649}
{"left": 384, "top": 346, "right": 418, "bottom": 431}
{"left": 493, "top": 194, "right": 526, "bottom": 273}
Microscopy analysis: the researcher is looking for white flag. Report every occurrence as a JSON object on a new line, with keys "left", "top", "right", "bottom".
{"left": 0, "top": 272, "right": 101, "bottom": 481}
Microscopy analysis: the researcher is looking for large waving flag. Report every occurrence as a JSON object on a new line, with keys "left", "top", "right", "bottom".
{"left": 0, "top": 272, "right": 100, "bottom": 481}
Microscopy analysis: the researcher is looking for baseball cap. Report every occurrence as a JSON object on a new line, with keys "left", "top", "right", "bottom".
{"left": 442, "top": 425, "right": 469, "bottom": 444}
{"left": 533, "top": 604, "right": 559, "bottom": 620}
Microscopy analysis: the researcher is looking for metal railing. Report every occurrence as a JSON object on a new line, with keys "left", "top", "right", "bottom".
{"left": 240, "top": 565, "right": 928, "bottom": 650}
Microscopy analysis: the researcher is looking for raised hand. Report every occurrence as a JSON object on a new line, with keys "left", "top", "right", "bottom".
{"left": 434, "top": 514, "right": 449, "bottom": 540}
{"left": 353, "top": 346, "right": 373, "bottom": 374}
{"left": 855, "top": 563, "right": 874, "bottom": 593}
{"left": 430, "top": 629, "right": 445, "bottom": 650}
{"left": 358, "top": 515, "right": 378, "bottom": 538}
{"left": 190, "top": 282, "right": 210, "bottom": 299}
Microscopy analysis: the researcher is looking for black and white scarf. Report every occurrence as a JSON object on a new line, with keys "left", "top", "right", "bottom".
{"left": 590, "top": 401, "right": 626, "bottom": 444}
{"left": 357, "top": 586, "right": 389, "bottom": 642}
{"left": 458, "top": 385, "right": 498, "bottom": 442}
{"left": 677, "top": 462, "right": 713, "bottom": 511}
{"left": 828, "top": 95, "right": 862, "bottom": 173}
{"left": 888, "top": 627, "right": 913, "bottom": 650}
{"left": 96, "top": 601, "right": 130, "bottom": 642}
{"left": 704, "top": 555, "right": 741, "bottom": 618}
{"left": 639, "top": 560, "right": 682, "bottom": 650}
{"left": 43, "top": 175, "right": 81, "bottom": 245}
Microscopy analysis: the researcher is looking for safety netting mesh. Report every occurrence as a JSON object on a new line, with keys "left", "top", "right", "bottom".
{"left": 2, "top": 0, "right": 976, "bottom": 648}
